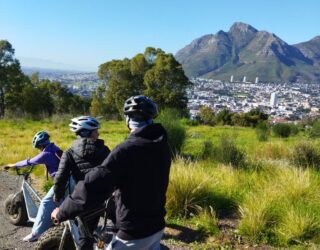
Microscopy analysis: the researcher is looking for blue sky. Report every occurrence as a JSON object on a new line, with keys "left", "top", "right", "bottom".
{"left": 0, "top": 0, "right": 319, "bottom": 71}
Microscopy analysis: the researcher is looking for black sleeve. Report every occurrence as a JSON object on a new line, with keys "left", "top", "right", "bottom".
{"left": 57, "top": 147, "right": 125, "bottom": 221}
{"left": 104, "top": 145, "right": 111, "bottom": 156}
{"left": 54, "top": 150, "right": 73, "bottom": 201}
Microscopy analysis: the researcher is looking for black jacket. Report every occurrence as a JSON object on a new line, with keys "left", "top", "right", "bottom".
{"left": 54, "top": 138, "right": 110, "bottom": 201}
{"left": 57, "top": 123, "right": 171, "bottom": 239}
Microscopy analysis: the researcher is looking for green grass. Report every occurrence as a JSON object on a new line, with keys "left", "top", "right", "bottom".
{"left": 1, "top": 118, "right": 320, "bottom": 248}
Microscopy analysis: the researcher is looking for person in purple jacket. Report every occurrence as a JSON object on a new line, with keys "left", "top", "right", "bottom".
{"left": 4, "top": 130, "right": 63, "bottom": 242}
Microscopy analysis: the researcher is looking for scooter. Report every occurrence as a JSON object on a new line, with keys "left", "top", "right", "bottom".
{"left": 4, "top": 165, "right": 41, "bottom": 225}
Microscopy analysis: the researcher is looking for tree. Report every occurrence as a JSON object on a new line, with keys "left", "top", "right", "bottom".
{"left": 197, "top": 105, "right": 215, "bottom": 125}
{"left": 90, "top": 85, "right": 108, "bottom": 117}
{"left": 215, "top": 109, "right": 233, "bottom": 125}
{"left": 96, "top": 47, "right": 191, "bottom": 118}
{"left": 0, "top": 40, "right": 24, "bottom": 117}
{"left": 144, "top": 52, "right": 191, "bottom": 115}
{"left": 21, "top": 83, "right": 54, "bottom": 117}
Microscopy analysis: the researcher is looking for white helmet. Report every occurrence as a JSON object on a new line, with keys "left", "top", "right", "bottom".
{"left": 69, "top": 116, "right": 100, "bottom": 133}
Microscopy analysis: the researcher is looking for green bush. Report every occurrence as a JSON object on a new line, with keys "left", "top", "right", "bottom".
{"left": 180, "top": 118, "right": 199, "bottom": 126}
{"left": 214, "top": 134, "right": 246, "bottom": 168}
{"left": 291, "top": 142, "right": 320, "bottom": 170}
{"left": 288, "top": 124, "right": 299, "bottom": 136}
{"left": 256, "top": 121, "right": 270, "bottom": 141}
{"left": 197, "top": 106, "right": 215, "bottom": 126}
{"left": 272, "top": 123, "right": 291, "bottom": 138}
{"left": 156, "top": 108, "right": 186, "bottom": 155}
{"left": 309, "top": 120, "right": 320, "bottom": 138}
{"left": 199, "top": 140, "right": 215, "bottom": 160}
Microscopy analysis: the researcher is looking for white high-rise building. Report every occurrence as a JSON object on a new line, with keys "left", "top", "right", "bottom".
{"left": 255, "top": 77, "right": 259, "bottom": 84}
{"left": 230, "top": 75, "right": 234, "bottom": 83}
{"left": 243, "top": 76, "right": 246, "bottom": 83}
{"left": 270, "top": 92, "right": 278, "bottom": 107}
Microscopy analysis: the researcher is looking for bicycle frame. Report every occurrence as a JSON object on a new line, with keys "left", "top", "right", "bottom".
{"left": 15, "top": 165, "right": 42, "bottom": 222}
{"left": 60, "top": 219, "right": 81, "bottom": 249}
{"left": 56, "top": 198, "right": 116, "bottom": 249}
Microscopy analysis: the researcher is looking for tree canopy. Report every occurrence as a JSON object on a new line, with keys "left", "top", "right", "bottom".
{"left": 95, "top": 47, "right": 191, "bottom": 118}
{"left": 0, "top": 40, "right": 91, "bottom": 118}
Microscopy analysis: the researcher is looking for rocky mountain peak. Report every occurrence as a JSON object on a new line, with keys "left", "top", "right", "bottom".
{"left": 229, "top": 22, "right": 258, "bottom": 34}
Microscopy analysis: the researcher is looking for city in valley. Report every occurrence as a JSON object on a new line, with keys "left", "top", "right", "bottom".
{"left": 188, "top": 78, "right": 320, "bottom": 122}
{"left": 29, "top": 69, "right": 320, "bottom": 122}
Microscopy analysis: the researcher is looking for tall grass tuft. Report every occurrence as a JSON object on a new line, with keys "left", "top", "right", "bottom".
{"left": 238, "top": 191, "right": 281, "bottom": 242}
{"left": 291, "top": 141, "right": 320, "bottom": 170}
{"left": 166, "top": 157, "right": 213, "bottom": 218}
{"left": 275, "top": 204, "right": 320, "bottom": 245}
{"left": 156, "top": 108, "right": 186, "bottom": 156}
{"left": 238, "top": 164, "right": 320, "bottom": 245}
{"left": 190, "top": 206, "right": 219, "bottom": 235}
{"left": 258, "top": 142, "right": 289, "bottom": 160}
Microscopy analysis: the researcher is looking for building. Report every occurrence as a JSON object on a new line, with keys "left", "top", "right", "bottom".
{"left": 270, "top": 92, "right": 278, "bottom": 107}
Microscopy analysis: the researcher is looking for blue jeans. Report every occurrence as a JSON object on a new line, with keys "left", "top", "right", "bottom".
{"left": 32, "top": 178, "right": 74, "bottom": 236}
{"left": 31, "top": 186, "right": 61, "bottom": 236}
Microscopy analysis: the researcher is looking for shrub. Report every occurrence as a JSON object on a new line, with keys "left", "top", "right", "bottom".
{"left": 256, "top": 121, "right": 270, "bottom": 141}
{"left": 309, "top": 120, "right": 320, "bottom": 138}
{"left": 291, "top": 142, "right": 320, "bottom": 170}
{"left": 272, "top": 123, "right": 291, "bottom": 138}
{"left": 215, "top": 109, "right": 232, "bottom": 125}
{"left": 288, "top": 124, "right": 299, "bottom": 136}
{"left": 156, "top": 108, "right": 186, "bottom": 155}
{"left": 213, "top": 134, "right": 246, "bottom": 168}
{"left": 197, "top": 105, "right": 215, "bottom": 126}
{"left": 180, "top": 118, "right": 199, "bottom": 126}
{"left": 199, "top": 140, "right": 215, "bottom": 160}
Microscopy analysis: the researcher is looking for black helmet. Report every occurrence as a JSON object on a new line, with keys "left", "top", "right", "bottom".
{"left": 123, "top": 95, "right": 158, "bottom": 120}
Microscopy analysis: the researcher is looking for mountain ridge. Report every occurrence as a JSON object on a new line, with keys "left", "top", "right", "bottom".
{"left": 175, "top": 22, "right": 320, "bottom": 83}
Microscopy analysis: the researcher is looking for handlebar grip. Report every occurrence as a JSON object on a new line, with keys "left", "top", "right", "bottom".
{"left": 52, "top": 218, "right": 60, "bottom": 225}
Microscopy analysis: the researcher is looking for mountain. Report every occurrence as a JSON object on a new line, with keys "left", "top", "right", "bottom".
{"left": 294, "top": 36, "right": 320, "bottom": 66}
{"left": 175, "top": 22, "right": 320, "bottom": 83}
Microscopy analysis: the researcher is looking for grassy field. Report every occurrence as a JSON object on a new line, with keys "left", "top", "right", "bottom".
{"left": 1, "top": 117, "right": 320, "bottom": 249}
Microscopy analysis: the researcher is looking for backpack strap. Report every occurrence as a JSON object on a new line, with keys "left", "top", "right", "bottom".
{"left": 46, "top": 150, "right": 63, "bottom": 181}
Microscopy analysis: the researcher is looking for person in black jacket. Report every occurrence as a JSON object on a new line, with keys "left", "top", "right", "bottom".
{"left": 52, "top": 96, "right": 171, "bottom": 250}
{"left": 53, "top": 116, "right": 110, "bottom": 249}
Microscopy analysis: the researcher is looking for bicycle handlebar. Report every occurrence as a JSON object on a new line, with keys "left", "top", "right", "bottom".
{"left": 15, "top": 165, "right": 36, "bottom": 179}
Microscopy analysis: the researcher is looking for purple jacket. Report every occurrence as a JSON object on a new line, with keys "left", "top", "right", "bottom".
{"left": 15, "top": 143, "right": 62, "bottom": 177}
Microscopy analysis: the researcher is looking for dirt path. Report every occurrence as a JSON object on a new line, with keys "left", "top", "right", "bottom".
{"left": 0, "top": 171, "right": 34, "bottom": 250}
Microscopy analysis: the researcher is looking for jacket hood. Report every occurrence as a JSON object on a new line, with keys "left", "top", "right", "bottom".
{"left": 127, "top": 123, "right": 168, "bottom": 146}
{"left": 71, "top": 138, "right": 106, "bottom": 161}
